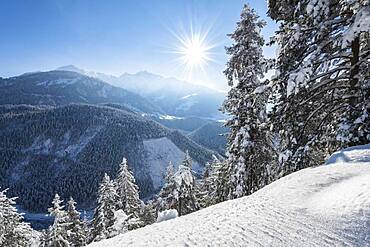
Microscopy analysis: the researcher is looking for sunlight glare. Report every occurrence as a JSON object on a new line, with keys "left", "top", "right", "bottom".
{"left": 181, "top": 36, "right": 208, "bottom": 66}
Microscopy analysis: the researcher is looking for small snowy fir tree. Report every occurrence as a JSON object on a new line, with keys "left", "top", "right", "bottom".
{"left": 47, "top": 193, "right": 70, "bottom": 247}
{"left": 81, "top": 212, "right": 90, "bottom": 244}
{"left": 39, "top": 230, "right": 49, "bottom": 247}
{"left": 164, "top": 161, "right": 175, "bottom": 185}
{"left": 222, "top": 4, "right": 274, "bottom": 199}
{"left": 139, "top": 201, "right": 157, "bottom": 226}
{"left": 268, "top": 0, "right": 370, "bottom": 175}
{"left": 115, "top": 158, "right": 142, "bottom": 229}
{"left": 173, "top": 152, "right": 199, "bottom": 216}
{"left": 158, "top": 161, "right": 177, "bottom": 211}
{"left": 91, "top": 174, "right": 118, "bottom": 241}
{"left": 66, "top": 197, "right": 87, "bottom": 246}
{"left": 0, "top": 188, "right": 32, "bottom": 247}
{"left": 199, "top": 156, "right": 223, "bottom": 207}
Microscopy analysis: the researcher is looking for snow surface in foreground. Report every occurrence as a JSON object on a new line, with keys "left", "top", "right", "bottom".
{"left": 89, "top": 145, "right": 370, "bottom": 246}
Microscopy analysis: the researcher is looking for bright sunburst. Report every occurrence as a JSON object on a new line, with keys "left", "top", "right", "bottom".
{"left": 179, "top": 35, "right": 210, "bottom": 67}
{"left": 168, "top": 26, "right": 216, "bottom": 78}
{"left": 162, "top": 22, "right": 220, "bottom": 83}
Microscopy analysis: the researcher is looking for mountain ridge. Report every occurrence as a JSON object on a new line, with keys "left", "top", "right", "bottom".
{"left": 0, "top": 70, "right": 163, "bottom": 114}
{"left": 56, "top": 65, "right": 226, "bottom": 119}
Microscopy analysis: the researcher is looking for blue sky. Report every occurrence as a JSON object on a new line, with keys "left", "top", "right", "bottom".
{"left": 0, "top": 0, "right": 277, "bottom": 90}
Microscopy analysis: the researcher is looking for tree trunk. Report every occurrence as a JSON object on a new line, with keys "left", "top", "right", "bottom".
{"left": 350, "top": 36, "right": 360, "bottom": 89}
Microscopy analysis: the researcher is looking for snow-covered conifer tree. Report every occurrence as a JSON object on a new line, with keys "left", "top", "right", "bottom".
{"left": 164, "top": 161, "right": 174, "bottom": 185}
{"left": 47, "top": 193, "right": 70, "bottom": 247}
{"left": 173, "top": 153, "right": 199, "bottom": 216}
{"left": 268, "top": 0, "right": 370, "bottom": 175}
{"left": 181, "top": 150, "right": 192, "bottom": 168}
{"left": 0, "top": 188, "right": 32, "bottom": 247}
{"left": 115, "top": 158, "right": 141, "bottom": 221}
{"left": 222, "top": 4, "right": 274, "bottom": 199}
{"left": 199, "top": 156, "right": 223, "bottom": 207}
{"left": 139, "top": 201, "right": 156, "bottom": 226}
{"left": 91, "top": 174, "right": 118, "bottom": 241}
{"left": 158, "top": 161, "right": 177, "bottom": 211}
{"left": 66, "top": 197, "right": 87, "bottom": 246}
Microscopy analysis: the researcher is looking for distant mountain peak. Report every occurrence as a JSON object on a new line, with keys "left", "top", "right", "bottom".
{"left": 56, "top": 65, "right": 86, "bottom": 75}
{"left": 136, "top": 70, "right": 152, "bottom": 76}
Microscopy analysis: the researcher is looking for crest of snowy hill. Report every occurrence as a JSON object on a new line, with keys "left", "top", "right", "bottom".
{"left": 56, "top": 65, "right": 226, "bottom": 119}
{"left": 0, "top": 70, "right": 162, "bottom": 114}
{"left": 88, "top": 145, "right": 370, "bottom": 246}
{"left": 0, "top": 104, "right": 216, "bottom": 213}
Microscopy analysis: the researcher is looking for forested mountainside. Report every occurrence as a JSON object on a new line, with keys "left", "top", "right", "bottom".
{"left": 188, "top": 121, "right": 228, "bottom": 155}
{"left": 147, "top": 116, "right": 228, "bottom": 154}
{"left": 0, "top": 104, "right": 215, "bottom": 212}
{"left": 0, "top": 70, "right": 162, "bottom": 114}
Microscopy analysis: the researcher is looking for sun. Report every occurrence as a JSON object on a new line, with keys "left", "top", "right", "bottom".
{"left": 164, "top": 23, "right": 217, "bottom": 82}
{"left": 180, "top": 36, "right": 208, "bottom": 67}
{"left": 172, "top": 29, "right": 213, "bottom": 70}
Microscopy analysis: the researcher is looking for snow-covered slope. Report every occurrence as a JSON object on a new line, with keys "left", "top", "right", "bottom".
{"left": 143, "top": 137, "right": 202, "bottom": 190}
{"left": 89, "top": 145, "right": 370, "bottom": 246}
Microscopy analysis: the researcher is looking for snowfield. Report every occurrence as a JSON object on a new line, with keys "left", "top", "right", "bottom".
{"left": 89, "top": 145, "right": 370, "bottom": 246}
{"left": 143, "top": 137, "right": 201, "bottom": 190}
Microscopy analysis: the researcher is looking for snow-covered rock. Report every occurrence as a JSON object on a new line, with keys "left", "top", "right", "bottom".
{"left": 88, "top": 145, "right": 370, "bottom": 246}
{"left": 156, "top": 209, "right": 178, "bottom": 223}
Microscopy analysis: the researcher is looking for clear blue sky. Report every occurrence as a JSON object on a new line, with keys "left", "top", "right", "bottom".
{"left": 0, "top": 0, "right": 277, "bottom": 90}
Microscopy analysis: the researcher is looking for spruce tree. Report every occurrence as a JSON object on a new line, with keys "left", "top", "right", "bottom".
{"left": 164, "top": 161, "right": 175, "bottom": 185}
{"left": 139, "top": 201, "right": 156, "bottom": 226}
{"left": 222, "top": 4, "right": 274, "bottom": 199}
{"left": 91, "top": 174, "right": 118, "bottom": 241}
{"left": 158, "top": 161, "right": 177, "bottom": 211}
{"left": 173, "top": 152, "right": 199, "bottom": 216}
{"left": 268, "top": 0, "right": 370, "bottom": 175}
{"left": 66, "top": 197, "right": 86, "bottom": 246}
{"left": 115, "top": 158, "right": 141, "bottom": 220}
{"left": 0, "top": 188, "right": 32, "bottom": 247}
{"left": 39, "top": 230, "right": 49, "bottom": 247}
{"left": 199, "top": 156, "right": 223, "bottom": 207}
{"left": 47, "top": 193, "right": 70, "bottom": 247}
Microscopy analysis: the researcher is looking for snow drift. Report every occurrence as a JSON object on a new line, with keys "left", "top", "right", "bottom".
{"left": 156, "top": 209, "right": 178, "bottom": 223}
{"left": 89, "top": 145, "right": 370, "bottom": 246}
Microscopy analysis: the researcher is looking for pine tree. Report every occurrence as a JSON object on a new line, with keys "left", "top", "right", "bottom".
{"left": 158, "top": 161, "right": 177, "bottom": 211}
{"left": 199, "top": 156, "right": 223, "bottom": 207}
{"left": 173, "top": 152, "right": 199, "bottom": 216}
{"left": 214, "top": 161, "right": 231, "bottom": 203}
{"left": 81, "top": 212, "right": 90, "bottom": 244}
{"left": 182, "top": 150, "right": 192, "bottom": 168}
{"left": 0, "top": 188, "right": 32, "bottom": 247}
{"left": 139, "top": 201, "right": 156, "bottom": 226}
{"left": 268, "top": 0, "right": 370, "bottom": 175}
{"left": 39, "top": 230, "right": 49, "bottom": 247}
{"left": 66, "top": 197, "right": 86, "bottom": 246}
{"left": 47, "top": 193, "right": 70, "bottom": 247}
{"left": 115, "top": 158, "right": 141, "bottom": 220}
{"left": 164, "top": 161, "right": 175, "bottom": 185}
{"left": 222, "top": 4, "right": 274, "bottom": 199}
{"left": 91, "top": 174, "right": 118, "bottom": 242}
